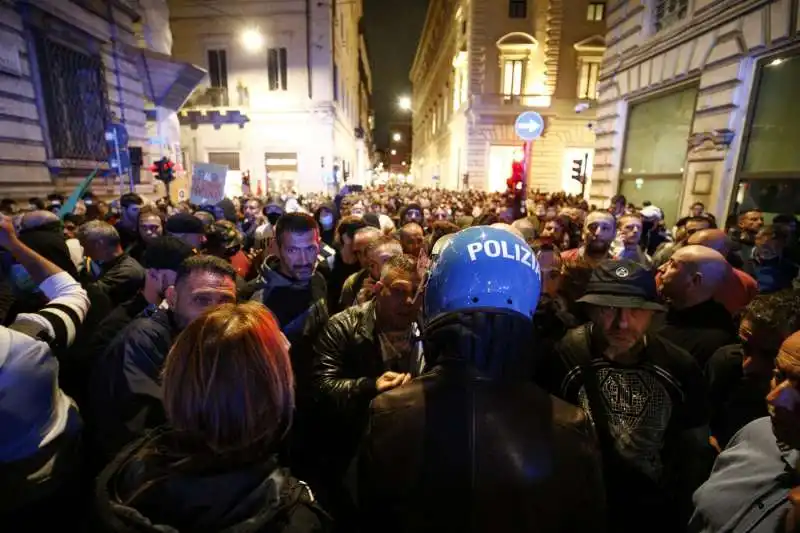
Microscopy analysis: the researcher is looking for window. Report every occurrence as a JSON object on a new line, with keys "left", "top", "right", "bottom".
{"left": 654, "top": 0, "right": 689, "bottom": 32}
{"left": 333, "top": 63, "right": 339, "bottom": 101}
{"left": 267, "top": 47, "right": 288, "bottom": 91}
{"left": 620, "top": 86, "right": 698, "bottom": 225}
{"left": 502, "top": 59, "right": 524, "bottom": 97}
{"left": 742, "top": 55, "right": 800, "bottom": 174}
{"left": 32, "top": 29, "right": 109, "bottom": 160}
{"left": 509, "top": 0, "right": 527, "bottom": 18}
{"left": 207, "top": 49, "right": 227, "bottom": 88}
{"left": 208, "top": 152, "right": 240, "bottom": 170}
{"left": 578, "top": 60, "right": 600, "bottom": 100}
{"left": 587, "top": 2, "right": 605, "bottom": 21}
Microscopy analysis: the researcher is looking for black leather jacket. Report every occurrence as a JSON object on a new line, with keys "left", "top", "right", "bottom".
{"left": 313, "top": 300, "right": 424, "bottom": 413}
{"left": 357, "top": 362, "right": 606, "bottom": 533}
{"left": 312, "top": 301, "right": 423, "bottom": 477}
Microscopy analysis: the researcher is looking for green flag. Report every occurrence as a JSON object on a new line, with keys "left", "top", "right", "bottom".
{"left": 59, "top": 165, "right": 101, "bottom": 218}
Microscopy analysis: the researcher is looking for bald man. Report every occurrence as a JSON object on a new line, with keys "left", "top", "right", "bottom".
{"left": 688, "top": 229, "right": 758, "bottom": 316}
{"left": 657, "top": 245, "right": 738, "bottom": 367}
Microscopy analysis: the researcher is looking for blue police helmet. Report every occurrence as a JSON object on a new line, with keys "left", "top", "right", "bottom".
{"left": 424, "top": 226, "right": 541, "bottom": 324}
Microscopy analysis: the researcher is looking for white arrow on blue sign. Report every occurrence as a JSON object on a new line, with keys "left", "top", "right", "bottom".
{"left": 104, "top": 123, "right": 129, "bottom": 147}
{"left": 514, "top": 111, "right": 545, "bottom": 141}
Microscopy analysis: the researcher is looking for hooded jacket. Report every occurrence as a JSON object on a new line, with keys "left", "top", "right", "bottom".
{"left": 251, "top": 257, "right": 328, "bottom": 398}
{"left": 95, "top": 431, "right": 330, "bottom": 533}
{"left": 313, "top": 203, "right": 339, "bottom": 247}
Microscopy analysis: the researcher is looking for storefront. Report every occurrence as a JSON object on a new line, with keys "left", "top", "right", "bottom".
{"left": 734, "top": 51, "right": 800, "bottom": 220}
{"left": 593, "top": 0, "right": 800, "bottom": 224}
{"left": 619, "top": 86, "right": 698, "bottom": 225}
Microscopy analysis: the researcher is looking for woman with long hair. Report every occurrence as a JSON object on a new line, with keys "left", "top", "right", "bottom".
{"left": 95, "top": 301, "right": 329, "bottom": 532}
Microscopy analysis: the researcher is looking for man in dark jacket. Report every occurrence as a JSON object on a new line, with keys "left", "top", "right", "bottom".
{"left": 249, "top": 213, "right": 329, "bottom": 482}
{"left": 537, "top": 259, "right": 711, "bottom": 532}
{"left": 77, "top": 220, "right": 145, "bottom": 304}
{"left": 339, "top": 226, "right": 382, "bottom": 309}
{"left": 656, "top": 245, "right": 736, "bottom": 368}
{"left": 114, "top": 192, "right": 143, "bottom": 251}
{"left": 729, "top": 209, "right": 764, "bottom": 264}
{"left": 326, "top": 215, "right": 367, "bottom": 313}
{"left": 81, "top": 236, "right": 195, "bottom": 372}
{"left": 90, "top": 255, "right": 237, "bottom": 458}
{"left": 358, "top": 226, "right": 605, "bottom": 533}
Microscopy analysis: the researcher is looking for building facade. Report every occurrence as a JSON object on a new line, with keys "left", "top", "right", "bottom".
{"left": 0, "top": 0, "right": 195, "bottom": 199}
{"left": 410, "top": 0, "right": 607, "bottom": 193}
{"left": 594, "top": 0, "right": 800, "bottom": 225}
{"left": 169, "top": 0, "right": 373, "bottom": 196}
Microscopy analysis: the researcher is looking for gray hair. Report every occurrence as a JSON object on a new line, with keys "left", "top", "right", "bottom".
{"left": 20, "top": 210, "right": 59, "bottom": 231}
{"left": 77, "top": 220, "right": 121, "bottom": 247}
{"left": 380, "top": 253, "right": 418, "bottom": 281}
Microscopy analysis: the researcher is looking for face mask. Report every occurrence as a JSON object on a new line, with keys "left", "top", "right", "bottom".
{"left": 320, "top": 214, "right": 334, "bottom": 229}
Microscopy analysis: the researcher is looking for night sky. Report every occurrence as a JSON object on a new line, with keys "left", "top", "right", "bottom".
{"left": 363, "top": 0, "right": 429, "bottom": 149}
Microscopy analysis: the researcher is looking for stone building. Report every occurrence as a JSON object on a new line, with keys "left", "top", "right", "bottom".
{"left": 410, "top": 0, "right": 607, "bottom": 193}
{"left": 169, "top": 0, "right": 374, "bottom": 196}
{"left": 0, "top": 0, "right": 200, "bottom": 200}
{"left": 594, "top": 0, "right": 800, "bottom": 224}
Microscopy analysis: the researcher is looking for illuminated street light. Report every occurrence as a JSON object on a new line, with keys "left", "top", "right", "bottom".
{"left": 392, "top": 132, "right": 402, "bottom": 142}
{"left": 398, "top": 96, "right": 412, "bottom": 111}
{"left": 241, "top": 28, "right": 264, "bottom": 52}
{"left": 390, "top": 149, "right": 397, "bottom": 155}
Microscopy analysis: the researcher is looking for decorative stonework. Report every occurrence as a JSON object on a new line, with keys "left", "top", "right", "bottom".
{"left": 544, "top": 0, "right": 563, "bottom": 94}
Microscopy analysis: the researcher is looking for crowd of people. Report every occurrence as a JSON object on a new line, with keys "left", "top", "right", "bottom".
{"left": 0, "top": 184, "right": 799, "bottom": 533}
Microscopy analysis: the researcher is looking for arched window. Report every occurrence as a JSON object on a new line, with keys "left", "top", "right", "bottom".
{"left": 496, "top": 33, "right": 537, "bottom": 98}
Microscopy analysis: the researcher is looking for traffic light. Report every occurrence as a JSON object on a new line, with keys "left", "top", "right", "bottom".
{"left": 572, "top": 159, "right": 585, "bottom": 184}
{"left": 149, "top": 157, "right": 175, "bottom": 184}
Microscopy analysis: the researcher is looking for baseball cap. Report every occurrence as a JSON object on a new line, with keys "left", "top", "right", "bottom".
{"left": 165, "top": 213, "right": 205, "bottom": 235}
{"left": 577, "top": 259, "right": 665, "bottom": 311}
{"left": 141, "top": 236, "right": 196, "bottom": 270}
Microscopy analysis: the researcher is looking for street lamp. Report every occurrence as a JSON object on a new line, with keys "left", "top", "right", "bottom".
{"left": 241, "top": 28, "right": 264, "bottom": 52}
{"left": 392, "top": 132, "right": 402, "bottom": 142}
{"left": 398, "top": 96, "right": 412, "bottom": 112}
{"left": 390, "top": 149, "right": 397, "bottom": 156}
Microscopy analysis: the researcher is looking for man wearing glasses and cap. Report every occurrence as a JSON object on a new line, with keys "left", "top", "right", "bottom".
{"left": 535, "top": 259, "right": 711, "bottom": 533}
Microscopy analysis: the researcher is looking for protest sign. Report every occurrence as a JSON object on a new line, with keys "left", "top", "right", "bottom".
{"left": 190, "top": 162, "right": 228, "bottom": 205}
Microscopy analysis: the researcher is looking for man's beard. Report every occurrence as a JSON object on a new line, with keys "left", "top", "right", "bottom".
{"left": 586, "top": 239, "right": 611, "bottom": 255}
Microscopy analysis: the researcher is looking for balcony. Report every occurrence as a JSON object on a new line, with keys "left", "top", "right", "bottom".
{"left": 178, "top": 87, "right": 250, "bottom": 130}
{"left": 183, "top": 86, "right": 230, "bottom": 109}
{"left": 472, "top": 93, "right": 552, "bottom": 113}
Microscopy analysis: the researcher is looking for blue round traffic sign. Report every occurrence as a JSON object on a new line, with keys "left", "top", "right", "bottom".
{"left": 514, "top": 111, "right": 545, "bottom": 141}
{"left": 105, "top": 123, "right": 129, "bottom": 147}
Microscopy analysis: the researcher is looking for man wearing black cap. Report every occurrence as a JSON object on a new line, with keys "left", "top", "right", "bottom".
{"left": 81, "top": 235, "right": 196, "bottom": 361}
{"left": 165, "top": 212, "right": 206, "bottom": 250}
{"left": 535, "top": 259, "right": 710, "bottom": 533}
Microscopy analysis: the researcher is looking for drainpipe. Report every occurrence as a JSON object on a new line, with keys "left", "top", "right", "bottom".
{"left": 306, "top": 0, "right": 312, "bottom": 99}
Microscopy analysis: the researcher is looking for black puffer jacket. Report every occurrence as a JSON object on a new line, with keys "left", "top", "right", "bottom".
{"left": 95, "top": 431, "right": 330, "bottom": 533}
{"left": 89, "top": 308, "right": 181, "bottom": 459}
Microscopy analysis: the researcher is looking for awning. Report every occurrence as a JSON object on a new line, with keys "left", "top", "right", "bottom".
{"left": 124, "top": 45, "right": 206, "bottom": 111}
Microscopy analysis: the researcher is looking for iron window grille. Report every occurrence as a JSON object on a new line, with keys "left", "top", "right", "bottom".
{"left": 33, "top": 28, "right": 110, "bottom": 160}
{"left": 654, "top": 0, "right": 689, "bottom": 32}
